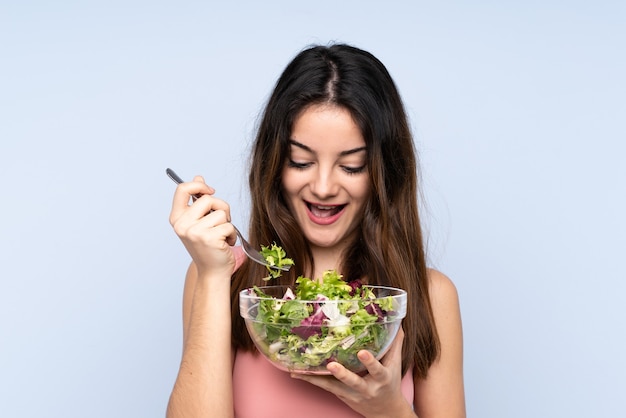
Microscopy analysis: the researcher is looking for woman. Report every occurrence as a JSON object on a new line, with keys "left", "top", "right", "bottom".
{"left": 167, "top": 44, "right": 465, "bottom": 417}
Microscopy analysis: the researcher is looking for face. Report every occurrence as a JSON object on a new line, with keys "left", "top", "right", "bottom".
{"left": 282, "top": 104, "right": 370, "bottom": 254}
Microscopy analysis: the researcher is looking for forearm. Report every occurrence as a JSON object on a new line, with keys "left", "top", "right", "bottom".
{"left": 366, "top": 395, "right": 417, "bottom": 418}
{"left": 167, "top": 275, "right": 234, "bottom": 418}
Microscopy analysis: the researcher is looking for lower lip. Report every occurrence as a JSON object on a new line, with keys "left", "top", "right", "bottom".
{"left": 306, "top": 205, "right": 345, "bottom": 225}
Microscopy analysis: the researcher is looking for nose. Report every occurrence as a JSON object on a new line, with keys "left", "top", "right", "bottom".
{"left": 310, "top": 166, "right": 338, "bottom": 199}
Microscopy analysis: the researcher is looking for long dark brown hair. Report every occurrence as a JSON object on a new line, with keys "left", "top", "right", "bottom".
{"left": 230, "top": 44, "right": 439, "bottom": 378}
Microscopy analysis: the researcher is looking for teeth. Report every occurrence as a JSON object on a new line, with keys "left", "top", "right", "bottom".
{"left": 309, "top": 203, "right": 344, "bottom": 218}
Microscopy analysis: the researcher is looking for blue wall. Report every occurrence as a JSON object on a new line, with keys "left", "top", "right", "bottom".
{"left": 1, "top": 1, "right": 624, "bottom": 416}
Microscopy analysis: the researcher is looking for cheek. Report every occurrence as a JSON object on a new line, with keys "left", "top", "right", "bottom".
{"left": 280, "top": 169, "right": 304, "bottom": 201}
{"left": 352, "top": 177, "right": 371, "bottom": 201}
{"left": 281, "top": 174, "right": 296, "bottom": 196}
{"left": 281, "top": 165, "right": 293, "bottom": 189}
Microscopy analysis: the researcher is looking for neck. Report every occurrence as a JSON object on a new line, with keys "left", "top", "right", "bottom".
{"left": 309, "top": 245, "right": 344, "bottom": 280}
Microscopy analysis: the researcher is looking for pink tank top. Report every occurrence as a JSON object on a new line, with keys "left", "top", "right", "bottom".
{"left": 233, "top": 349, "right": 414, "bottom": 418}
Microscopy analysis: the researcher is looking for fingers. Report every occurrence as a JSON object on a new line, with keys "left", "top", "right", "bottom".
{"left": 357, "top": 350, "right": 387, "bottom": 379}
{"left": 326, "top": 362, "right": 365, "bottom": 389}
{"left": 189, "top": 176, "right": 217, "bottom": 196}
{"left": 167, "top": 175, "right": 240, "bottom": 270}
{"left": 327, "top": 327, "right": 405, "bottom": 386}
{"left": 173, "top": 175, "right": 213, "bottom": 204}
{"left": 180, "top": 208, "right": 230, "bottom": 241}
{"left": 169, "top": 176, "right": 228, "bottom": 226}
{"left": 291, "top": 373, "right": 342, "bottom": 394}
{"left": 291, "top": 328, "right": 407, "bottom": 416}
{"left": 319, "top": 352, "right": 382, "bottom": 392}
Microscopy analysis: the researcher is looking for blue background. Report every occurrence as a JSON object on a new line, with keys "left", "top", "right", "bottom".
{"left": 1, "top": 1, "right": 624, "bottom": 417}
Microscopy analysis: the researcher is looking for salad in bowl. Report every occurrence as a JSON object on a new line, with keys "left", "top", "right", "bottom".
{"left": 239, "top": 270, "right": 407, "bottom": 375}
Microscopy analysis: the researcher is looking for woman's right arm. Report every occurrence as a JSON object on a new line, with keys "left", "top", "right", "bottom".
{"left": 166, "top": 176, "right": 239, "bottom": 418}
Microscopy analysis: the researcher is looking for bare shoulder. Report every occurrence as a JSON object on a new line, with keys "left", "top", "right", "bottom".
{"left": 413, "top": 269, "right": 466, "bottom": 416}
{"left": 426, "top": 268, "right": 461, "bottom": 310}
{"left": 425, "top": 269, "right": 463, "bottom": 345}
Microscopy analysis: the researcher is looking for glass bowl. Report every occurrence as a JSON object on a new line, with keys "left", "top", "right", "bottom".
{"left": 239, "top": 285, "right": 407, "bottom": 375}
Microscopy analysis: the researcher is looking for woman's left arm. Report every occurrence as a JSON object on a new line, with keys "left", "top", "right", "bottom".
{"left": 413, "top": 270, "right": 466, "bottom": 418}
{"left": 291, "top": 327, "right": 415, "bottom": 418}
{"left": 290, "top": 270, "right": 465, "bottom": 418}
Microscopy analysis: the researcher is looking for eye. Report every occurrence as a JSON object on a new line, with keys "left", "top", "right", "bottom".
{"left": 342, "top": 165, "right": 367, "bottom": 175}
{"left": 288, "top": 159, "right": 312, "bottom": 170}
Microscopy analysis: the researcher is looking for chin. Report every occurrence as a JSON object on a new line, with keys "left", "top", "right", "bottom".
{"left": 306, "top": 230, "right": 353, "bottom": 250}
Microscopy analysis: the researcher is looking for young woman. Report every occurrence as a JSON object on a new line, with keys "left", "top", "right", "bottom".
{"left": 167, "top": 44, "right": 465, "bottom": 418}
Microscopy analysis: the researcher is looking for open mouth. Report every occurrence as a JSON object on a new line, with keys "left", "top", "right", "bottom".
{"left": 306, "top": 202, "right": 346, "bottom": 218}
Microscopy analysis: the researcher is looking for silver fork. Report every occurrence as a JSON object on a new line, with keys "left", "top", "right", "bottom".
{"left": 166, "top": 168, "right": 291, "bottom": 272}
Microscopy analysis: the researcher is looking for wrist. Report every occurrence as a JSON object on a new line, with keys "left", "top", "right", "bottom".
{"left": 368, "top": 399, "right": 416, "bottom": 418}
{"left": 194, "top": 269, "right": 233, "bottom": 290}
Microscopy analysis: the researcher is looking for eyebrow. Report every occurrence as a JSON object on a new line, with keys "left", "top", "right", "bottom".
{"left": 288, "top": 139, "right": 367, "bottom": 156}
